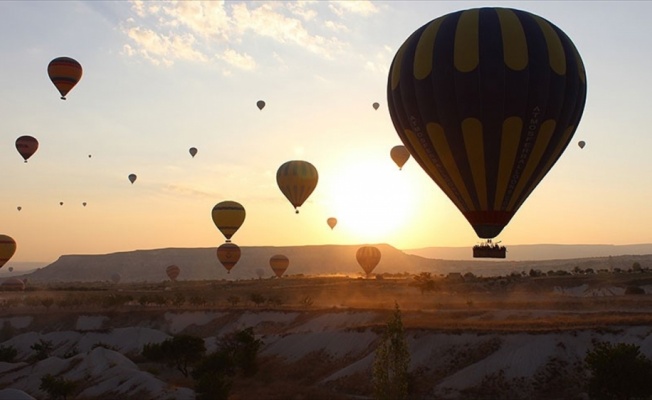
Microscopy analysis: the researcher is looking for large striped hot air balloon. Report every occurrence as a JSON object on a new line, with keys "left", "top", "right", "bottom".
{"left": 15, "top": 136, "right": 38, "bottom": 163}
{"left": 0, "top": 235, "right": 17, "bottom": 270}
{"left": 166, "top": 265, "right": 180, "bottom": 281}
{"left": 269, "top": 254, "right": 289, "bottom": 278}
{"left": 217, "top": 242, "right": 241, "bottom": 274}
{"left": 211, "top": 201, "right": 246, "bottom": 242}
{"left": 390, "top": 145, "right": 411, "bottom": 170}
{"left": 276, "top": 160, "right": 318, "bottom": 213}
{"left": 387, "top": 7, "right": 587, "bottom": 244}
{"left": 356, "top": 246, "right": 381, "bottom": 277}
{"left": 48, "top": 57, "right": 82, "bottom": 100}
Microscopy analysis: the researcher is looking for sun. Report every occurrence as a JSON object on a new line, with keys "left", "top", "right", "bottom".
{"left": 322, "top": 157, "right": 417, "bottom": 243}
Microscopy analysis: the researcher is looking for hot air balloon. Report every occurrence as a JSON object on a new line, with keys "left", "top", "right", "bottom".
{"left": 327, "top": 217, "right": 337, "bottom": 230}
{"left": 211, "top": 201, "right": 246, "bottom": 242}
{"left": 217, "top": 242, "right": 241, "bottom": 274}
{"left": 1, "top": 278, "right": 25, "bottom": 291}
{"left": 8, "top": 267, "right": 13, "bottom": 272}
{"left": 0, "top": 235, "right": 17, "bottom": 270}
{"left": 59, "top": 202, "right": 64, "bottom": 206}
{"left": 356, "top": 246, "right": 381, "bottom": 277}
{"left": 82, "top": 202, "right": 87, "bottom": 207}
{"left": 269, "top": 254, "right": 289, "bottom": 278}
{"left": 276, "top": 160, "right": 318, "bottom": 213}
{"left": 390, "top": 145, "right": 411, "bottom": 170}
{"left": 110, "top": 273, "right": 121, "bottom": 284}
{"left": 256, "top": 100, "right": 266, "bottom": 110}
{"left": 88, "top": 154, "right": 92, "bottom": 158}
{"left": 189, "top": 147, "right": 198, "bottom": 158}
{"left": 16, "top": 207, "right": 21, "bottom": 212}
{"left": 372, "top": 102, "right": 380, "bottom": 110}
{"left": 387, "top": 7, "right": 587, "bottom": 257}
{"left": 48, "top": 57, "right": 82, "bottom": 100}
{"left": 15, "top": 136, "right": 38, "bottom": 163}
{"left": 128, "top": 174, "right": 137, "bottom": 184}
{"left": 578, "top": 140, "right": 586, "bottom": 149}
{"left": 166, "top": 265, "right": 180, "bottom": 281}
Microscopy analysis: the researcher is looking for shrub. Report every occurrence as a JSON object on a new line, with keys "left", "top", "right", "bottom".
{"left": 40, "top": 374, "right": 76, "bottom": 400}
{"left": 31, "top": 339, "right": 54, "bottom": 361}
{"left": 585, "top": 341, "right": 652, "bottom": 400}
{"left": 0, "top": 344, "right": 18, "bottom": 362}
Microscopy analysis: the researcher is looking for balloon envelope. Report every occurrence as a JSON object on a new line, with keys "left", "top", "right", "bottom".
{"left": 15, "top": 136, "right": 38, "bottom": 162}
{"left": 390, "top": 145, "right": 411, "bottom": 170}
{"left": 189, "top": 147, "right": 198, "bottom": 157}
{"left": 8, "top": 267, "right": 13, "bottom": 272}
{"left": 578, "top": 141, "right": 586, "bottom": 149}
{"left": 356, "top": 246, "right": 381, "bottom": 276}
{"left": 387, "top": 7, "right": 587, "bottom": 239}
{"left": 256, "top": 100, "right": 266, "bottom": 110}
{"left": 48, "top": 57, "right": 82, "bottom": 100}
{"left": 110, "top": 273, "right": 121, "bottom": 284}
{"left": 16, "top": 207, "right": 21, "bottom": 212}
{"left": 0, "top": 235, "right": 17, "bottom": 269}
{"left": 212, "top": 201, "right": 246, "bottom": 242}
{"left": 217, "top": 242, "right": 241, "bottom": 273}
{"left": 276, "top": 160, "right": 318, "bottom": 213}
{"left": 327, "top": 217, "right": 337, "bottom": 230}
{"left": 1, "top": 278, "right": 25, "bottom": 291}
{"left": 128, "top": 174, "right": 137, "bottom": 184}
{"left": 269, "top": 254, "right": 289, "bottom": 278}
{"left": 166, "top": 265, "right": 180, "bottom": 281}
{"left": 372, "top": 102, "right": 380, "bottom": 110}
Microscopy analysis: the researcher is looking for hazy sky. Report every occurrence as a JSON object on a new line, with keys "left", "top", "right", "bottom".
{"left": 1, "top": 1, "right": 651, "bottom": 262}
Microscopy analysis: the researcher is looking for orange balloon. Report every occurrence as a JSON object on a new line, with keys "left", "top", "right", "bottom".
{"left": 166, "top": 265, "right": 180, "bottom": 281}
{"left": 390, "top": 145, "right": 410, "bottom": 170}
{"left": 0, "top": 234, "right": 17, "bottom": 269}
{"left": 217, "top": 242, "right": 241, "bottom": 274}
{"left": 48, "top": 57, "right": 82, "bottom": 100}
{"left": 356, "top": 246, "right": 381, "bottom": 276}
{"left": 327, "top": 217, "right": 337, "bottom": 230}
{"left": 269, "top": 254, "right": 289, "bottom": 278}
{"left": 16, "top": 136, "right": 38, "bottom": 163}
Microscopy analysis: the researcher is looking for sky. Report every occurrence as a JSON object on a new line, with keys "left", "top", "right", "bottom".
{"left": 1, "top": 0, "right": 652, "bottom": 263}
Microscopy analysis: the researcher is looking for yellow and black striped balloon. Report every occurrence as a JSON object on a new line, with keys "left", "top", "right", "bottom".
{"left": 47, "top": 57, "right": 82, "bottom": 100}
{"left": 387, "top": 7, "right": 587, "bottom": 239}
{"left": 276, "top": 160, "right": 318, "bottom": 213}
{"left": 217, "top": 242, "right": 241, "bottom": 274}
{"left": 211, "top": 201, "right": 246, "bottom": 241}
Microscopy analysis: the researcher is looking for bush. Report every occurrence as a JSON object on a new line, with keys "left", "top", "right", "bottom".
{"left": 585, "top": 341, "right": 652, "bottom": 400}
{"left": 31, "top": 339, "right": 54, "bottom": 361}
{"left": 142, "top": 335, "right": 206, "bottom": 377}
{"left": 0, "top": 344, "right": 18, "bottom": 362}
{"left": 40, "top": 374, "right": 76, "bottom": 400}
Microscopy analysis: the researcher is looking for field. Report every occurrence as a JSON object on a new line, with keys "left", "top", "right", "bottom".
{"left": 2, "top": 271, "right": 652, "bottom": 399}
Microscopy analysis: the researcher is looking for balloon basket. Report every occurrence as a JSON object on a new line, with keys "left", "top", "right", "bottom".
{"left": 473, "top": 240, "right": 506, "bottom": 259}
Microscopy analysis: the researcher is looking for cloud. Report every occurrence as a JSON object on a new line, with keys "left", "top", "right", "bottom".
{"left": 122, "top": 0, "right": 376, "bottom": 68}
{"left": 328, "top": 1, "right": 378, "bottom": 17}
{"left": 218, "top": 48, "right": 256, "bottom": 70}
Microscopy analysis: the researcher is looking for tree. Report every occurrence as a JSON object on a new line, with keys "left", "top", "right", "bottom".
{"left": 40, "top": 374, "right": 76, "bottom": 400}
{"left": 192, "top": 327, "right": 264, "bottom": 400}
{"left": 142, "top": 335, "right": 206, "bottom": 377}
{"left": 373, "top": 302, "right": 410, "bottom": 400}
{"left": 585, "top": 341, "right": 652, "bottom": 400}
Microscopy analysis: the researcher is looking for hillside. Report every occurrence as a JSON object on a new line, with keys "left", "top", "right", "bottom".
{"left": 16, "top": 243, "right": 652, "bottom": 283}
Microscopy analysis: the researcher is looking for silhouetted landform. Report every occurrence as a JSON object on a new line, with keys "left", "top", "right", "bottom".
{"left": 16, "top": 243, "right": 652, "bottom": 283}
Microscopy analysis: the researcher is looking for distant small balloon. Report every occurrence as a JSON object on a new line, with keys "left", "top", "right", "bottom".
{"left": 82, "top": 202, "right": 87, "bottom": 207}
{"left": 372, "top": 102, "right": 380, "bottom": 110}
{"left": 59, "top": 202, "right": 64, "bottom": 206}
{"left": 327, "top": 217, "right": 337, "bottom": 230}
{"left": 256, "top": 100, "right": 266, "bottom": 110}
{"left": 189, "top": 147, "right": 198, "bottom": 158}
{"left": 128, "top": 174, "right": 137, "bottom": 184}
{"left": 17, "top": 206, "right": 21, "bottom": 211}
{"left": 88, "top": 154, "right": 92, "bottom": 158}
{"left": 8, "top": 267, "right": 14, "bottom": 272}
{"left": 578, "top": 140, "right": 586, "bottom": 149}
